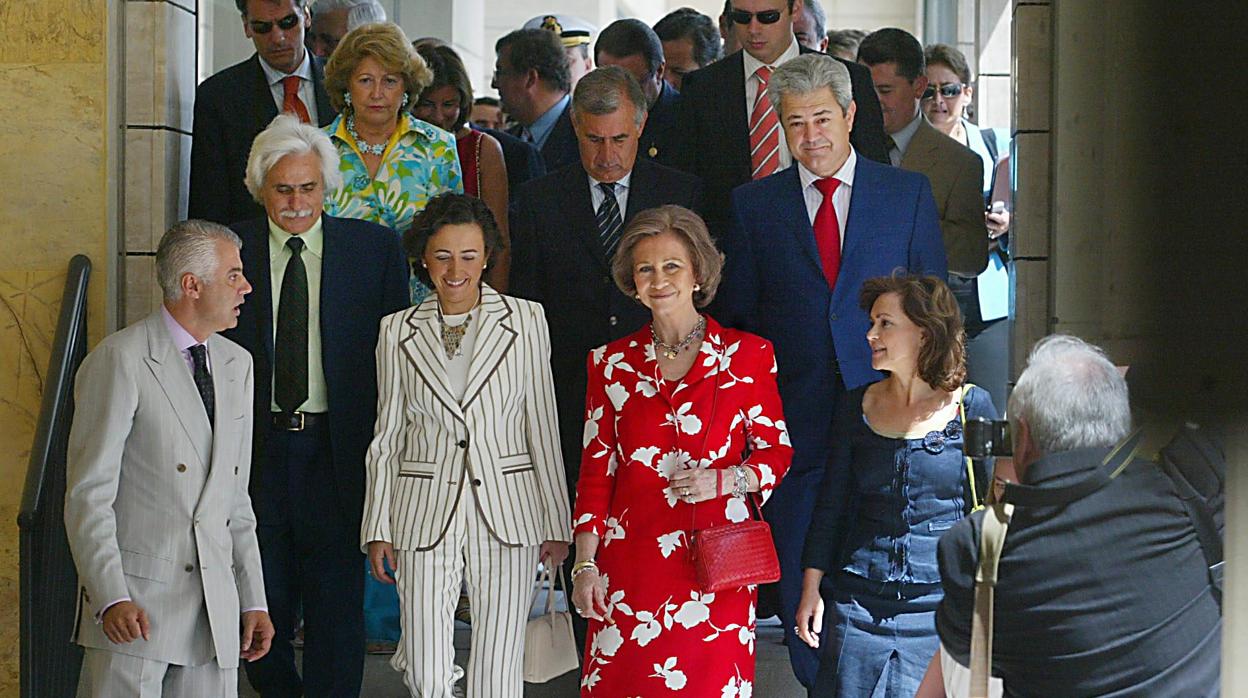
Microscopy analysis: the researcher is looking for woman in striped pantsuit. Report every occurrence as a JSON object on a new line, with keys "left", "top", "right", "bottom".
{"left": 363, "top": 193, "right": 571, "bottom": 697}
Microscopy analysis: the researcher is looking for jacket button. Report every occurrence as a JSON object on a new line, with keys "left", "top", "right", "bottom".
{"left": 457, "top": 439, "right": 468, "bottom": 448}
{"left": 184, "top": 564, "right": 194, "bottom": 573}
{"left": 602, "top": 276, "right": 610, "bottom": 285}
{"left": 830, "top": 313, "right": 838, "bottom": 321}
{"left": 609, "top": 315, "right": 618, "bottom": 327}
{"left": 472, "top": 478, "right": 482, "bottom": 487}
{"left": 176, "top": 463, "right": 187, "bottom": 473}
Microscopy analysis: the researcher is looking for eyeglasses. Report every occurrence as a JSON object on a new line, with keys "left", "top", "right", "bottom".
{"left": 922, "top": 82, "right": 965, "bottom": 100}
{"left": 249, "top": 12, "right": 301, "bottom": 35}
{"left": 728, "top": 9, "right": 783, "bottom": 25}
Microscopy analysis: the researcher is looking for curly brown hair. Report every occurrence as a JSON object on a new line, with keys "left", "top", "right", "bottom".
{"left": 323, "top": 23, "right": 432, "bottom": 115}
{"left": 859, "top": 273, "right": 966, "bottom": 391}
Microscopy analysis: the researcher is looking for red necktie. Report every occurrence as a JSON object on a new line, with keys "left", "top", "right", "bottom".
{"left": 282, "top": 75, "right": 311, "bottom": 124}
{"left": 749, "top": 66, "right": 781, "bottom": 179}
{"left": 813, "top": 178, "right": 842, "bottom": 289}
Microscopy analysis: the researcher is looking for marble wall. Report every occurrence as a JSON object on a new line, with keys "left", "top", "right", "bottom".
{"left": 0, "top": 0, "right": 114, "bottom": 691}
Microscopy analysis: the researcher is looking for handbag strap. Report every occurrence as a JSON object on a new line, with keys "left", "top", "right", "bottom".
{"left": 529, "top": 562, "right": 566, "bottom": 617}
{"left": 959, "top": 384, "right": 986, "bottom": 513}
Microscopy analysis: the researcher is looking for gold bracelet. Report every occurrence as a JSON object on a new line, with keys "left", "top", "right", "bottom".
{"left": 571, "top": 559, "right": 599, "bottom": 579}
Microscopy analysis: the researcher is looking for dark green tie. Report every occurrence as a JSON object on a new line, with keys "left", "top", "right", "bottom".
{"left": 274, "top": 236, "right": 308, "bottom": 413}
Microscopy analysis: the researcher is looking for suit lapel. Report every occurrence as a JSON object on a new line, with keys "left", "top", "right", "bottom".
{"left": 900, "top": 119, "right": 940, "bottom": 175}
{"left": 623, "top": 159, "right": 657, "bottom": 221}
{"left": 142, "top": 313, "right": 212, "bottom": 468}
{"left": 461, "top": 286, "right": 517, "bottom": 413}
{"left": 842, "top": 157, "right": 880, "bottom": 261}
{"left": 319, "top": 217, "right": 345, "bottom": 382}
{"left": 722, "top": 52, "right": 751, "bottom": 173}
{"left": 400, "top": 299, "right": 464, "bottom": 424}
{"left": 777, "top": 167, "right": 825, "bottom": 276}
{"left": 310, "top": 55, "right": 335, "bottom": 127}
{"left": 200, "top": 335, "right": 241, "bottom": 509}
{"left": 563, "top": 164, "right": 610, "bottom": 273}
{"left": 249, "top": 55, "right": 279, "bottom": 133}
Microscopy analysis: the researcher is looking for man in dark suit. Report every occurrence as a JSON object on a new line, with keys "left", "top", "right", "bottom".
{"left": 716, "top": 54, "right": 946, "bottom": 687}
{"left": 937, "top": 335, "right": 1221, "bottom": 696}
{"left": 479, "top": 126, "right": 546, "bottom": 201}
{"left": 674, "top": 0, "right": 888, "bottom": 233}
{"left": 510, "top": 65, "right": 701, "bottom": 538}
{"left": 493, "top": 28, "right": 580, "bottom": 173}
{"left": 190, "top": 0, "right": 334, "bottom": 226}
{"left": 595, "top": 19, "right": 684, "bottom": 166}
{"left": 223, "top": 115, "right": 409, "bottom": 697}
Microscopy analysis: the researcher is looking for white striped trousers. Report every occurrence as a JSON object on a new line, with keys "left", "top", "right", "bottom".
{"left": 392, "top": 490, "right": 540, "bottom": 697}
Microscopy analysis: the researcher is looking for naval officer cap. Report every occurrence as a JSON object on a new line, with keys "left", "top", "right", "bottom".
{"left": 523, "top": 14, "right": 596, "bottom": 47}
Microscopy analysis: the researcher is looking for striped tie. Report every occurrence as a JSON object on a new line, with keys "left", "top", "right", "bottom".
{"left": 596, "top": 182, "right": 623, "bottom": 259}
{"left": 749, "top": 66, "right": 781, "bottom": 179}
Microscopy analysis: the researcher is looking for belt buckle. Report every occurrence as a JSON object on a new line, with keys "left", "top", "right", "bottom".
{"left": 292, "top": 412, "right": 304, "bottom": 431}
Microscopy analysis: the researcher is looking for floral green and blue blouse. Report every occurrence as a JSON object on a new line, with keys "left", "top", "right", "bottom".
{"left": 324, "top": 112, "right": 463, "bottom": 303}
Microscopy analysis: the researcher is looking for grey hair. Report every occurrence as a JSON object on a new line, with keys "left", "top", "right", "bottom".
{"left": 571, "top": 66, "right": 647, "bottom": 127}
{"left": 244, "top": 114, "right": 343, "bottom": 203}
{"left": 310, "top": 0, "right": 386, "bottom": 29}
{"left": 1007, "top": 335, "right": 1132, "bottom": 454}
{"left": 768, "top": 53, "right": 853, "bottom": 119}
{"left": 156, "top": 220, "right": 243, "bottom": 302}
{"left": 803, "top": 0, "right": 827, "bottom": 39}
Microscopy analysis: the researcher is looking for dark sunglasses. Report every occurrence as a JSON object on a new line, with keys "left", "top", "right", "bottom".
{"left": 249, "top": 12, "right": 301, "bottom": 34}
{"left": 728, "top": 9, "right": 783, "bottom": 25}
{"left": 922, "top": 82, "right": 965, "bottom": 100}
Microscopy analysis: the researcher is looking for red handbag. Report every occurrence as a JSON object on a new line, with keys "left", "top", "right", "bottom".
{"left": 690, "top": 495, "right": 781, "bottom": 593}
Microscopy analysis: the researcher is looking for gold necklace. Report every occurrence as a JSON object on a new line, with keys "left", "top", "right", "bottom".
{"left": 436, "top": 294, "right": 479, "bottom": 359}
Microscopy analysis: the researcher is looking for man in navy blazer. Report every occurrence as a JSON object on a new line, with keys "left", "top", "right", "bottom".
{"left": 495, "top": 28, "right": 581, "bottom": 173}
{"left": 672, "top": 0, "right": 889, "bottom": 234}
{"left": 190, "top": 0, "right": 335, "bottom": 226}
{"left": 595, "top": 18, "right": 685, "bottom": 166}
{"left": 223, "top": 116, "right": 409, "bottom": 696}
{"left": 716, "top": 54, "right": 946, "bottom": 687}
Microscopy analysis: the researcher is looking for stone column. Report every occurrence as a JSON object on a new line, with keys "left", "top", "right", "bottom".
{"left": 122, "top": 0, "right": 197, "bottom": 325}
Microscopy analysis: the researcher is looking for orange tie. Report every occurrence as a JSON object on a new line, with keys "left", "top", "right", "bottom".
{"left": 813, "top": 178, "right": 842, "bottom": 289}
{"left": 282, "top": 75, "right": 311, "bottom": 124}
{"left": 749, "top": 66, "right": 781, "bottom": 180}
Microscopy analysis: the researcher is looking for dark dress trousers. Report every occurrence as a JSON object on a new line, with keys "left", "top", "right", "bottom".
{"left": 937, "top": 447, "right": 1222, "bottom": 697}
{"left": 715, "top": 157, "right": 946, "bottom": 687}
{"left": 639, "top": 80, "right": 683, "bottom": 167}
{"left": 673, "top": 48, "right": 889, "bottom": 234}
{"left": 508, "top": 99, "right": 580, "bottom": 174}
{"left": 480, "top": 126, "right": 547, "bottom": 200}
{"left": 509, "top": 158, "right": 702, "bottom": 494}
{"left": 190, "top": 54, "right": 334, "bottom": 225}
{"left": 223, "top": 214, "right": 409, "bottom": 697}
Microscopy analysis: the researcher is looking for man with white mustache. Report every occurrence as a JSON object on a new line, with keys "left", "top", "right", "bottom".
{"left": 223, "top": 114, "right": 409, "bottom": 696}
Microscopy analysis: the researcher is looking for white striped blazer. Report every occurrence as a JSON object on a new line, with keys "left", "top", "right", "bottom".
{"left": 362, "top": 285, "right": 572, "bottom": 551}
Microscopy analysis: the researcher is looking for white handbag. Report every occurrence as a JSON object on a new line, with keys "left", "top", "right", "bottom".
{"left": 523, "top": 564, "right": 580, "bottom": 683}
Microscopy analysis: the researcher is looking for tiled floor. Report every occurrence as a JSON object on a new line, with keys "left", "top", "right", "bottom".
{"left": 239, "top": 619, "right": 806, "bottom": 697}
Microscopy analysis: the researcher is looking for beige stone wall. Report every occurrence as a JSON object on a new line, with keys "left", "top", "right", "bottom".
{"left": 0, "top": 0, "right": 113, "bottom": 690}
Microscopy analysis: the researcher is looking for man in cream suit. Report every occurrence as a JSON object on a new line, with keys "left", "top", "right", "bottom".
{"left": 65, "top": 220, "right": 274, "bottom": 696}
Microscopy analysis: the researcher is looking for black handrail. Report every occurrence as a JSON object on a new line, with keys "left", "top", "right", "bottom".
{"left": 17, "top": 254, "right": 91, "bottom": 698}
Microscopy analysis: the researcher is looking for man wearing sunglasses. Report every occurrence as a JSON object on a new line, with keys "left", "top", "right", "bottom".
{"left": 190, "top": 0, "right": 335, "bottom": 227}
{"left": 672, "top": 0, "right": 887, "bottom": 235}
{"left": 857, "top": 28, "right": 987, "bottom": 278}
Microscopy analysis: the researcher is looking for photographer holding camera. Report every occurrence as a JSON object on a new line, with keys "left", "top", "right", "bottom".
{"left": 932, "top": 335, "right": 1221, "bottom": 696}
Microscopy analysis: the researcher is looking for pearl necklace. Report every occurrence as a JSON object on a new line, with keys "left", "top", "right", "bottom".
{"left": 347, "top": 116, "right": 387, "bottom": 156}
{"left": 651, "top": 315, "right": 706, "bottom": 360}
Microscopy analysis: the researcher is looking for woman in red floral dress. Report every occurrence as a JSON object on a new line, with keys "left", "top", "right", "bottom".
{"left": 570, "top": 206, "right": 793, "bottom": 696}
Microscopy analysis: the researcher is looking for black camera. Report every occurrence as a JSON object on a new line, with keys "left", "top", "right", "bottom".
{"left": 965, "top": 417, "right": 1012, "bottom": 458}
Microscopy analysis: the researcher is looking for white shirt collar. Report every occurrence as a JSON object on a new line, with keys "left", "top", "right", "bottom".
{"left": 742, "top": 37, "right": 801, "bottom": 80}
{"left": 798, "top": 147, "right": 858, "bottom": 191}
{"left": 259, "top": 49, "right": 313, "bottom": 85}
{"left": 587, "top": 170, "right": 633, "bottom": 192}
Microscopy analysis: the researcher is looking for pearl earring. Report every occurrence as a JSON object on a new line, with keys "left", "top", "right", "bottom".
{"left": 344, "top": 93, "right": 352, "bottom": 105}
{"left": 401, "top": 93, "right": 409, "bottom": 108}
{"left": 693, "top": 284, "right": 701, "bottom": 291}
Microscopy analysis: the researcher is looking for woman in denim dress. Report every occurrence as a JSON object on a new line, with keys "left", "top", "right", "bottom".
{"left": 795, "top": 274, "right": 997, "bottom": 697}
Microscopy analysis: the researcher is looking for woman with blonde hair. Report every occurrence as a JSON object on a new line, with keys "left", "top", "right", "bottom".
{"left": 322, "top": 22, "right": 463, "bottom": 303}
